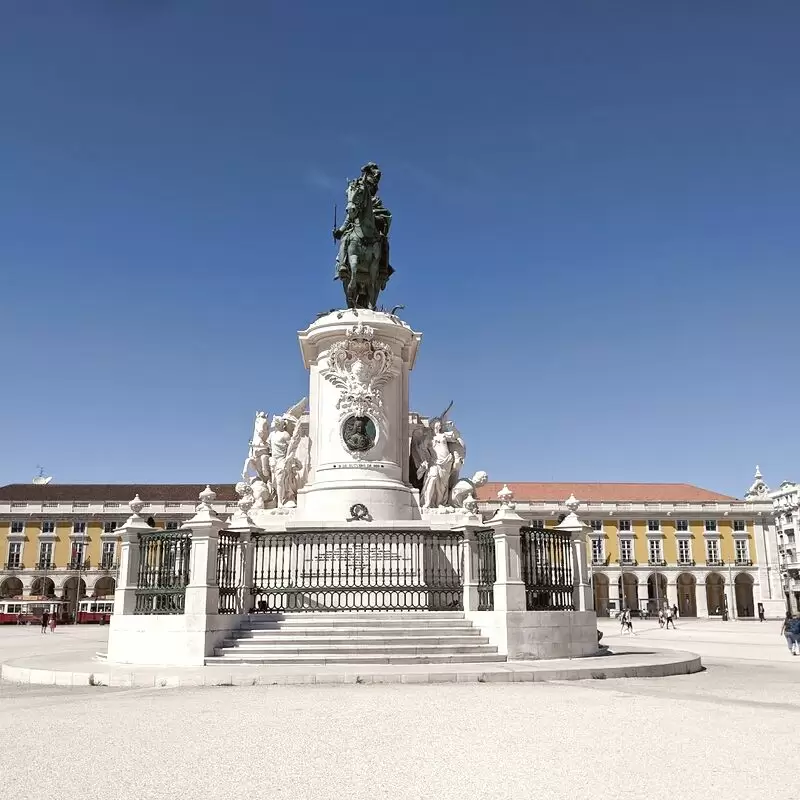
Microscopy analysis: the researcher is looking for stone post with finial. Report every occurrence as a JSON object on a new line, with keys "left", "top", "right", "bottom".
{"left": 554, "top": 493, "right": 593, "bottom": 612}
{"left": 182, "top": 485, "right": 227, "bottom": 616}
{"left": 227, "top": 484, "right": 258, "bottom": 613}
{"left": 112, "top": 494, "right": 154, "bottom": 615}
{"left": 487, "top": 484, "right": 527, "bottom": 613}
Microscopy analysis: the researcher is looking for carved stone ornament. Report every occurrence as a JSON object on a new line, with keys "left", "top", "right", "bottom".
{"left": 322, "top": 321, "right": 394, "bottom": 418}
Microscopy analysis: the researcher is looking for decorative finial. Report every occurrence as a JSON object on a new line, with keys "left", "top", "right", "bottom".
{"left": 129, "top": 494, "right": 145, "bottom": 515}
{"left": 564, "top": 493, "right": 580, "bottom": 513}
{"left": 199, "top": 485, "right": 216, "bottom": 507}
{"left": 498, "top": 484, "right": 514, "bottom": 506}
{"left": 754, "top": 465, "right": 762, "bottom": 479}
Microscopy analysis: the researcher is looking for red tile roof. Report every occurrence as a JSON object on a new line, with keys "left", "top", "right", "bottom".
{"left": 476, "top": 482, "right": 738, "bottom": 503}
{"left": 0, "top": 481, "right": 739, "bottom": 504}
{"left": 0, "top": 484, "right": 239, "bottom": 503}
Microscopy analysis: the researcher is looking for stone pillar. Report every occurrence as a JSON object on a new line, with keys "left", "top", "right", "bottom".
{"left": 461, "top": 527, "right": 480, "bottom": 613}
{"left": 227, "top": 494, "right": 257, "bottom": 614}
{"left": 112, "top": 495, "right": 153, "bottom": 615}
{"left": 183, "top": 486, "right": 226, "bottom": 616}
{"left": 696, "top": 577, "right": 709, "bottom": 617}
{"left": 488, "top": 492, "right": 526, "bottom": 613}
{"left": 666, "top": 581, "right": 679, "bottom": 613}
{"left": 555, "top": 494, "right": 592, "bottom": 612}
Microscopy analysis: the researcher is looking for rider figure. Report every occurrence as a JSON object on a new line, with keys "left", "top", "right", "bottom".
{"left": 333, "top": 162, "right": 393, "bottom": 289}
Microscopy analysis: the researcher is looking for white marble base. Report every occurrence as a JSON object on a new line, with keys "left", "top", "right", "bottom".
{"left": 465, "top": 610, "right": 600, "bottom": 660}
{"left": 107, "top": 613, "right": 246, "bottom": 666}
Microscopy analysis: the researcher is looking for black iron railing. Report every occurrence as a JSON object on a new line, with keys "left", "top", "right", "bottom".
{"left": 134, "top": 529, "right": 192, "bottom": 615}
{"left": 68, "top": 559, "right": 91, "bottom": 571}
{"left": 250, "top": 530, "right": 463, "bottom": 612}
{"left": 100, "top": 559, "right": 118, "bottom": 571}
{"left": 648, "top": 559, "right": 667, "bottom": 567}
{"left": 3, "top": 562, "right": 23, "bottom": 570}
{"left": 216, "top": 531, "right": 241, "bottom": 613}
{"left": 677, "top": 558, "right": 696, "bottom": 567}
{"left": 520, "top": 526, "right": 574, "bottom": 611}
{"left": 706, "top": 558, "right": 725, "bottom": 567}
{"left": 475, "top": 528, "right": 495, "bottom": 611}
{"left": 735, "top": 558, "right": 753, "bottom": 566}
{"left": 35, "top": 561, "right": 54, "bottom": 570}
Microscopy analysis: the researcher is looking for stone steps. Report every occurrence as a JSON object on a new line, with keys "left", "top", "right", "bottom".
{"left": 207, "top": 612, "right": 504, "bottom": 666}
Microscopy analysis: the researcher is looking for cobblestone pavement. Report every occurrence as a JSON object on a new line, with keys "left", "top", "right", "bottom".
{"left": 1, "top": 620, "right": 795, "bottom": 799}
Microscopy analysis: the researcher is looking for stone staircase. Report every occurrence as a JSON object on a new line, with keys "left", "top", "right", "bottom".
{"left": 204, "top": 611, "right": 505, "bottom": 666}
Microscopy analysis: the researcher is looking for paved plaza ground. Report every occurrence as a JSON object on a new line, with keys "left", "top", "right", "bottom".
{"left": 1, "top": 618, "right": 796, "bottom": 800}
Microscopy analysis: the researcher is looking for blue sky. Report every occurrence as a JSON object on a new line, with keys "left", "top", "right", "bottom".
{"left": 1, "top": 2, "right": 798, "bottom": 496}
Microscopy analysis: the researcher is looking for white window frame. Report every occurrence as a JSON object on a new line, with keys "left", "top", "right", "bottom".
{"left": 590, "top": 519, "right": 603, "bottom": 532}
{"left": 618, "top": 519, "right": 631, "bottom": 532}
{"left": 619, "top": 539, "right": 633, "bottom": 563}
{"left": 103, "top": 521, "right": 118, "bottom": 534}
{"left": 101, "top": 541, "right": 117, "bottom": 569}
{"left": 647, "top": 519, "right": 660, "bottom": 532}
{"left": 648, "top": 538, "right": 663, "bottom": 563}
{"left": 706, "top": 539, "right": 720, "bottom": 563}
{"left": 705, "top": 519, "right": 718, "bottom": 532}
{"left": 676, "top": 519, "right": 689, "bottom": 532}
{"left": 591, "top": 537, "right": 605, "bottom": 564}
{"left": 70, "top": 540, "right": 86, "bottom": 567}
{"left": 164, "top": 521, "right": 180, "bottom": 531}
{"left": 6, "top": 541, "right": 23, "bottom": 568}
{"left": 733, "top": 520, "right": 746, "bottom": 532}
{"left": 73, "top": 521, "right": 87, "bottom": 535}
{"left": 38, "top": 541, "right": 54, "bottom": 568}
{"left": 10, "top": 520, "right": 24, "bottom": 535}
{"left": 41, "top": 521, "right": 56, "bottom": 535}
{"left": 677, "top": 539, "right": 692, "bottom": 564}
{"left": 735, "top": 539, "right": 751, "bottom": 564}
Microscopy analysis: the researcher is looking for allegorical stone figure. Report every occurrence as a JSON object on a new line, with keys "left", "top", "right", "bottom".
{"left": 411, "top": 411, "right": 467, "bottom": 509}
{"left": 450, "top": 471, "right": 489, "bottom": 514}
{"left": 333, "top": 162, "right": 393, "bottom": 310}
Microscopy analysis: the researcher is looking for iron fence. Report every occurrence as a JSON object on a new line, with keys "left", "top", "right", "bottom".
{"left": 250, "top": 530, "right": 463, "bottom": 612}
{"left": 216, "top": 531, "right": 241, "bottom": 614}
{"left": 520, "top": 526, "right": 574, "bottom": 611}
{"left": 134, "top": 529, "right": 192, "bottom": 614}
{"left": 475, "top": 528, "right": 495, "bottom": 611}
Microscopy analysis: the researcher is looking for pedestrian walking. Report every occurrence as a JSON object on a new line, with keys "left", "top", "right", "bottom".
{"left": 672, "top": 604, "right": 679, "bottom": 620}
{"left": 758, "top": 603, "right": 765, "bottom": 622}
{"left": 658, "top": 609, "right": 665, "bottom": 628}
{"left": 781, "top": 613, "right": 800, "bottom": 655}
{"left": 49, "top": 614, "right": 57, "bottom": 633}
{"left": 40, "top": 610, "right": 50, "bottom": 634}
{"left": 665, "top": 606, "right": 676, "bottom": 629}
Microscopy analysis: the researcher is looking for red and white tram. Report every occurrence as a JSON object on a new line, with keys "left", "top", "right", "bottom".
{"left": 76, "top": 598, "right": 114, "bottom": 624}
{"left": 0, "top": 597, "right": 71, "bottom": 625}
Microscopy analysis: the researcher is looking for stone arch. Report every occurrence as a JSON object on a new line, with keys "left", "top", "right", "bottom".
{"left": 592, "top": 573, "right": 610, "bottom": 616}
{"left": 676, "top": 572, "right": 697, "bottom": 617}
{"left": 705, "top": 572, "right": 726, "bottom": 615}
{"left": 646, "top": 572, "right": 668, "bottom": 612}
{"left": 617, "top": 573, "right": 639, "bottom": 611}
{"left": 0, "top": 576, "right": 23, "bottom": 599}
{"left": 92, "top": 576, "right": 116, "bottom": 598}
{"left": 62, "top": 576, "right": 87, "bottom": 610}
{"left": 734, "top": 573, "right": 755, "bottom": 618}
{"left": 30, "top": 577, "right": 56, "bottom": 597}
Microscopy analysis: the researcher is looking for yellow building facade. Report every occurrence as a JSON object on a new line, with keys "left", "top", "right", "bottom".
{"left": 0, "top": 476, "right": 786, "bottom": 618}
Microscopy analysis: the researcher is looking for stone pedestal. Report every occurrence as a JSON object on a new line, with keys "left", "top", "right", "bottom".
{"left": 295, "top": 310, "right": 423, "bottom": 522}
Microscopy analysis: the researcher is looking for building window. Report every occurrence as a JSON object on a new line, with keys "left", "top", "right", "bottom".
{"left": 676, "top": 519, "right": 689, "bottom": 532}
{"left": 618, "top": 520, "right": 631, "bottom": 532}
{"left": 706, "top": 539, "right": 720, "bottom": 564}
{"left": 591, "top": 538, "right": 605, "bottom": 564}
{"left": 165, "top": 521, "right": 180, "bottom": 531}
{"left": 678, "top": 539, "right": 692, "bottom": 564}
{"left": 705, "top": 519, "right": 717, "bottom": 532}
{"left": 648, "top": 539, "right": 663, "bottom": 563}
{"left": 6, "top": 542, "right": 22, "bottom": 568}
{"left": 41, "top": 521, "right": 55, "bottom": 534}
{"left": 733, "top": 520, "right": 746, "bottom": 532}
{"left": 101, "top": 541, "right": 117, "bottom": 569}
{"left": 619, "top": 539, "right": 633, "bottom": 563}
{"left": 647, "top": 519, "right": 660, "bottom": 532}
{"left": 38, "top": 542, "right": 53, "bottom": 569}
{"left": 590, "top": 519, "right": 603, "bottom": 531}
{"left": 73, "top": 521, "right": 87, "bottom": 535}
{"left": 70, "top": 541, "right": 86, "bottom": 568}
{"left": 103, "top": 521, "right": 118, "bottom": 534}
{"left": 10, "top": 521, "right": 24, "bottom": 534}
{"left": 735, "top": 540, "right": 751, "bottom": 565}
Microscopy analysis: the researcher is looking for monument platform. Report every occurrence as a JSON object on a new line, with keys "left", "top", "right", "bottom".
{"left": 0, "top": 626, "right": 701, "bottom": 688}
